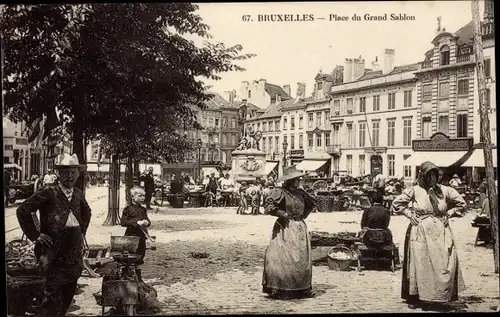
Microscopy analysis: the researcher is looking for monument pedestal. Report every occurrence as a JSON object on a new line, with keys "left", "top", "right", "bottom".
{"left": 230, "top": 148, "right": 266, "bottom": 182}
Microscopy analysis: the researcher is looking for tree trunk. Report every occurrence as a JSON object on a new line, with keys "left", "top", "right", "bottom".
{"left": 134, "top": 159, "right": 141, "bottom": 183}
{"left": 125, "top": 156, "right": 134, "bottom": 206}
{"left": 103, "top": 154, "right": 121, "bottom": 226}
{"left": 472, "top": 0, "right": 499, "bottom": 273}
{"left": 73, "top": 125, "right": 87, "bottom": 196}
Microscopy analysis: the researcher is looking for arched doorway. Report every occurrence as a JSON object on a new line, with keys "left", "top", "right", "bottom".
{"left": 370, "top": 155, "right": 383, "bottom": 175}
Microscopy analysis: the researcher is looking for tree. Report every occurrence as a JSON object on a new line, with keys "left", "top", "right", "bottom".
{"left": 2, "top": 4, "right": 254, "bottom": 216}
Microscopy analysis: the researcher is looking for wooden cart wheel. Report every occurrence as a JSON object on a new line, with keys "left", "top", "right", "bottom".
{"left": 312, "top": 180, "right": 328, "bottom": 192}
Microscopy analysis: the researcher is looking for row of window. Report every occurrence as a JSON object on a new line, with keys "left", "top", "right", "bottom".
{"left": 332, "top": 90, "right": 413, "bottom": 115}
{"left": 198, "top": 133, "right": 239, "bottom": 146}
{"left": 202, "top": 116, "right": 238, "bottom": 129}
{"left": 339, "top": 118, "right": 413, "bottom": 148}
{"left": 260, "top": 118, "right": 413, "bottom": 151}
{"left": 254, "top": 111, "right": 331, "bottom": 132}
{"left": 344, "top": 154, "right": 412, "bottom": 178}
{"left": 421, "top": 113, "right": 469, "bottom": 138}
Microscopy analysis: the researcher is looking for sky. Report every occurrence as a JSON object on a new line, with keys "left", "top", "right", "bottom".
{"left": 192, "top": 1, "right": 484, "bottom": 98}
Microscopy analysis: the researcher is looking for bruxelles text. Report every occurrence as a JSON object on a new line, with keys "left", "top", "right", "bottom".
{"left": 241, "top": 13, "right": 415, "bottom": 22}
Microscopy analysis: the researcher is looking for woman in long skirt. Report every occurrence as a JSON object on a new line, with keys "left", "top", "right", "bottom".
{"left": 262, "top": 166, "right": 317, "bottom": 299}
{"left": 391, "top": 161, "right": 466, "bottom": 310}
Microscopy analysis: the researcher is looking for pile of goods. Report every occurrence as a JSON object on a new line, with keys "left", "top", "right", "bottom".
{"left": 328, "top": 250, "right": 354, "bottom": 260}
{"left": 6, "top": 239, "right": 38, "bottom": 272}
{"left": 310, "top": 231, "right": 359, "bottom": 247}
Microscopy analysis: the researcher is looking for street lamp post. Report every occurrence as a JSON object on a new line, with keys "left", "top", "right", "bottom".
{"left": 282, "top": 141, "right": 288, "bottom": 168}
{"left": 197, "top": 139, "right": 202, "bottom": 182}
{"left": 42, "top": 141, "right": 47, "bottom": 175}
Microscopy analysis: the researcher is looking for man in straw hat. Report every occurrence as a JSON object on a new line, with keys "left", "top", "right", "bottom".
{"left": 262, "top": 165, "right": 317, "bottom": 299}
{"left": 17, "top": 153, "right": 92, "bottom": 316}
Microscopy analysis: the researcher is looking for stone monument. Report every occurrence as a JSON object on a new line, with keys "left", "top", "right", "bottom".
{"left": 230, "top": 126, "right": 266, "bottom": 182}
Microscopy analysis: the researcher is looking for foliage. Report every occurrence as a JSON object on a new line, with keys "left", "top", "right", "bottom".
{"left": 2, "top": 3, "right": 255, "bottom": 162}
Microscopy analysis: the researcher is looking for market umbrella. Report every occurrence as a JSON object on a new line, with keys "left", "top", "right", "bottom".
{"left": 4, "top": 163, "right": 22, "bottom": 171}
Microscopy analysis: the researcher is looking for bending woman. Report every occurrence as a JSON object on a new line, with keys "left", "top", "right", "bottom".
{"left": 262, "top": 166, "right": 317, "bottom": 299}
{"left": 391, "top": 161, "right": 466, "bottom": 310}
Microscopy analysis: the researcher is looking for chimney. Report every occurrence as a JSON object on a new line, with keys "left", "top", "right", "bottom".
{"left": 223, "top": 91, "right": 235, "bottom": 104}
{"left": 371, "top": 56, "right": 381, "bottom": 71}
{"left": 343, "top": 58, "right": 353, "bottom": 83}
{"left": 382, "top": 49, "right": 395, "bottom": 75}
{"left": 296, "top": 82, "right": 306, "bottom": 98}
{"left": 352, "top": 57, "right": 366, "bottom": 81}
{"left": 258, "top": 78, "right": 266, "bottom": 91}
{"left": 282, "top": 84, "right": 291, "bottom": 98}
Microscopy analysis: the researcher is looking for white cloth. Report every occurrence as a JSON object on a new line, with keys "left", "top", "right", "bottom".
{"left": 449, "top": 178, "right": 461, "bottom": 187}
{"left": 59, "top": 184, "right": 80, "bottom": 228}
{"left": 202, "top": 177, "right": 210, "bottom": 186}
{"left": 220, "top": 178, "right": 233, "bottom": 189}
{"left": 43, "top": 174, "right": 57, "bottom": 185}
{"left": 372, "top": 174, "right": 385, "bottom": 188}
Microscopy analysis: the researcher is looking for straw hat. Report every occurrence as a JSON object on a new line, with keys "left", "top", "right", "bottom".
{"left": 277, "top": 165, "right": 306, "bottom": 182}
{"left": 54, "top": 153, "right": 80, "bottom": 169}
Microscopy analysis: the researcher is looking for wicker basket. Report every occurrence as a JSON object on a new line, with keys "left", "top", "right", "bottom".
{"left": 332, "top": 196, "right": 349, "bottom": 212}
{"left": 315, "top": 195, "right": 334, "bottom": 213}
{"left": 327, "top": 246, "right": 354, "bottom": 271}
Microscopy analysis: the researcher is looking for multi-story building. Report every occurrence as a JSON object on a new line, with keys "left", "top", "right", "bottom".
{"left": 238, "top": 79, "right": 292, "bottom": 109}
{"left": 280, "top": 98, "right": 308, "bottom": 166}
{"left": 328, "top": 51, "right": 421, "bottom": 179}
{"left": 3, "top": 115, "right": 72, "bottom": 180}
{"left": 410, "top": 4, "right": 496, "bottom": 183}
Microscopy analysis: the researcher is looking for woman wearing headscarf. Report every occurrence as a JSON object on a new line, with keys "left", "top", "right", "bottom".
{"left": 391, "top": 161, "right": 466, "bottom": 310}
{"left": 262, "top": 166, "right": 317, "bottom": 299}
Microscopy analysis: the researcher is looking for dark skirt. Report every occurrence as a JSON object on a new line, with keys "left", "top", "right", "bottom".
{"left": 46, "top": 227, "right": 84, "bottom": 284}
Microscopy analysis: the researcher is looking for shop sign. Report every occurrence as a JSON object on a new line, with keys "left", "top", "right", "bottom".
{"left": 413, "top": 133, "right": 473, "bottom": 152}
{"left": 289, "top": 149, "right": 304, "bottom": 157}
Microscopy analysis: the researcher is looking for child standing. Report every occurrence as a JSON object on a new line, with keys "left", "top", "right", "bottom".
{"left": 121, "top": 186, "right": 151, "bottom": 265}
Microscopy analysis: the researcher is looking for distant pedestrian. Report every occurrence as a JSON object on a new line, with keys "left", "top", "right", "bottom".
{"left": 262, "top": 165, "right": 317, "bottom": 299}
{"left": 140, "top": 167, "right": 155, "bottom": 210}
{"left": 43, "top": 170, "right": 57, "bottom": 187}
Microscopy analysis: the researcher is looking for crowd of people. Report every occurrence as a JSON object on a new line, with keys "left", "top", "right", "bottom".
{"left": 10, "top": 152, "right": 496, "bottom": 314}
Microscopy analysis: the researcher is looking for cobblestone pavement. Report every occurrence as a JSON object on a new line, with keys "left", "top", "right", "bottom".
{"left": 63, "top": 204, "right": 499, "bottom": 315}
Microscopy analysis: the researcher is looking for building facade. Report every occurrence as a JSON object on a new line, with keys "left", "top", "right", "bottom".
{"left": 328, "top": 50, "right": 421, "bottom": 179}
{"left": 238, "top": 79, "right": 292, "bottom": 109}
{"left": 411, "top": 7, "right": 496, "bottom": 182}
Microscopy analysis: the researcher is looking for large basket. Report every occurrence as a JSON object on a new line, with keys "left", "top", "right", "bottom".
{"left": 315, "top": 195, "right": 334, "bottom": 213}
{"left": 332, "top": 196, "right": 349, "bottom": 212}
{"left": 327, "top": 246, "right": 354, "bottom": 271}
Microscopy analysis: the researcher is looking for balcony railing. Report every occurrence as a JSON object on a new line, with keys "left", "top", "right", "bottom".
{"left": 456, "top": 54, "right": 471, "bottom": 63}
{"left": 481, "top": 21, "right": 494, "bottom": 36}
{"left": 326, "top": 144, "right": 342, "bottom": 154}
{"left": 422, "top": 61, "right": 433, "bottom": 69}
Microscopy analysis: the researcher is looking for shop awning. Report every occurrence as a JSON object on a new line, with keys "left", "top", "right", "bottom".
{"left": 201, "top": 167, "right": 220, "bottom": 177}
{"left": 404, "top": 151, "right": 469, "bottom": 167}
{"left": 295, "top": 160, "right": 328, "bottom": 172}
{"left": 265, "top": 162, "right": 278, "bottom": 175}
{"left": 139, "top": 164, "right": 162, "bottom": 175}
{"left": 461, "top": 149, "right": 497, "bottom": 168}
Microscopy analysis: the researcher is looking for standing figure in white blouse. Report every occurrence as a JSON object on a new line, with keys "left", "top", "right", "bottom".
{"left": 391, "top": 161, "right": 466, "bottom": 311}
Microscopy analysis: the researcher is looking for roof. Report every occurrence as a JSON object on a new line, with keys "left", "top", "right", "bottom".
{"left": 264, "top": 83, "right": 292, "bottom": 101}
{"left": 256, "top": 103, "right": 282, "bottom": 120}
{"left": 279, "top": 98, "right": 307, "bottom": 111}
{"left": 204, "top": 93, "right": 238, "bottom": 110}
{"left": 356, "top": 63, "right": 421, "bottom": 81}
{"left": 455, "top": 21, "right": 473, "bottom": 46}
{"left": 234, "top": 100, "right": 261, "bottom": 111}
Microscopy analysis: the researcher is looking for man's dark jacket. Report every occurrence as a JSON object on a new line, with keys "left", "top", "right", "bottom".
{"left": 17, "top": 186, "right": 92, "bottom": 243}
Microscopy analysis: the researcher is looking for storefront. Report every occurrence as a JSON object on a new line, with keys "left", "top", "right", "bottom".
{"left": 295, "top": 152, "right": 331, "bottom": 178}
{"left": 461, "top": 148, "right": 498, "bottom": 183}
{"left": 405, "top": 132, "right": 474, "bottom": 184}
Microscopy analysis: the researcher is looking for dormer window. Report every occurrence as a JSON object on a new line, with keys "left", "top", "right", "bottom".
{"left": 440, "top": 45, "right": 450, "bottom": 66}
{"left": 276, "top": 94, "right": 281, "bottom": 103}
{"left": 317, "top": 82, "right": 323, "bottom": 90}
{"left": 248, "top": 90, "right": 251, "bottom": 98}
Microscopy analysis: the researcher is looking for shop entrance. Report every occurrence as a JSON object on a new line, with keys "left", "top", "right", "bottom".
{"left": 370, "top": 155, "right": 383, "bottom": 175}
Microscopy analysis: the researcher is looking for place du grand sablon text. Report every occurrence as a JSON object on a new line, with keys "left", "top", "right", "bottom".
{"left": 241, "top": 13, "right": 416, "bottom": 22}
